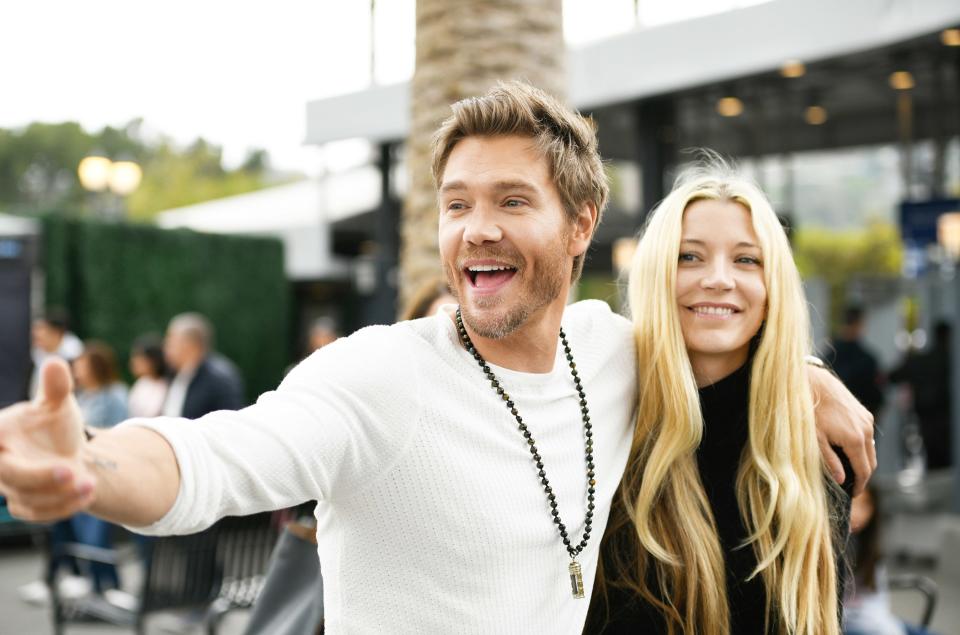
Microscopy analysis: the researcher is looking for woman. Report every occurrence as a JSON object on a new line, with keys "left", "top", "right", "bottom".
{"left": 71, "top": 341, "right": 129, "bottom": 595}
{"left": 127, "top": 334, "right": 169, "bottom": 418}
{"left": 589, "top": 161, "right": 850, "bottom": 634}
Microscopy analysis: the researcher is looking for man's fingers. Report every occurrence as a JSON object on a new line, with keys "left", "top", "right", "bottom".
{"left": 865, "top": 415, "right": 878, "bottom": 473}
{"left": 6, "top": 492, "right": 95, "bottom": 523}
{"left": 840, "top": 402, "right": 875, "bottom": 496}
{"left": 35, "top": 359, "right": 74, "bottom": 410}
{"left": 845, "top": 436, "right": 871, "bottom": 497}
{"left": 6, "top": 481, "right": 93, "bottom": 509}
{"left": 819, "top": 432, "right": 846, "bottom": 485}
{"left": 0, "top": 456, "right": 91, "bottom": 495}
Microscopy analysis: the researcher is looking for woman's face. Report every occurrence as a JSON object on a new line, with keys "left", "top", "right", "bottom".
{"left": 675, "top": 199, "right": 767, "bottom": 374}
{"left": 130, "top": 352, "right": 152, "bottom": 378}
{"left": 73, "top": 355, "right": 96, "bottom": 391}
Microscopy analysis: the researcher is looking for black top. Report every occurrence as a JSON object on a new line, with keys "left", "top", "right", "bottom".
{"left": 585, "top": 361, "right": 851, "bottom": 634}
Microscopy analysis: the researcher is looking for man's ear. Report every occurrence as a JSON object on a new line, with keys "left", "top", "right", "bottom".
{"left": 568, "top": 202, "right": 599, "bottom": 258}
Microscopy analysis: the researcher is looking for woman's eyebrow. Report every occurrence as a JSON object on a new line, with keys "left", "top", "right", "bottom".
{"left": 680, "top": 238, "right": 759, "bottom": 249}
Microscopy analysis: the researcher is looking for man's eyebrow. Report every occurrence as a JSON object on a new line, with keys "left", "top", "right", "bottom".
{"left": 439, "top": 180, "right": 467, "bottom": 194}
{"left": 490, "top": 180, "right": 539, "bottom": 195}
{"left": 680, "top": 238, "right": 760, "bottom": 249}
{"left": 438, "top": 180, "right": 540, "bottom": 195}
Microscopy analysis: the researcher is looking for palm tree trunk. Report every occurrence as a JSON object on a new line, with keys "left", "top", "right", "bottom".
{"left": 401, "top": 0, "right": 565, "bottom": 307}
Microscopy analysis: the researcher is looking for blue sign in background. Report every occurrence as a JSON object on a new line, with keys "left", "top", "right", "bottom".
{"left": 0, "top": 239, "right": 24, "bottom": 260}
{"left": 899, "top": 198, "right": 960, "bottom": 247}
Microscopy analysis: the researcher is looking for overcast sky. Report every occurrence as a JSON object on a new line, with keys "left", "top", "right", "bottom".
{"left": 1, "top": 0, "right": 767, "bottom": 175}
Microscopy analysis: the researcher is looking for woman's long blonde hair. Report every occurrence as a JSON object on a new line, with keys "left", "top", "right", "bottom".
{"left": 610, "top": 158, "right": 843, "bottom": 634}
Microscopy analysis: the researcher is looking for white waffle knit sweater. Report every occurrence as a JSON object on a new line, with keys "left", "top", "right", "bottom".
{"left": 122, "top": 300, "right": 636, "bottom": 634}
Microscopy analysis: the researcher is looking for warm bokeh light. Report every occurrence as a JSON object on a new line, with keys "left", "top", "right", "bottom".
{"left": 77, "top": 156, "right": 112, "bottom": 192}
{"left": 716, "top": 96, "right": 743, "bottom": 117}
{"left": 938, "top": 212, "right": 960, "bottom": 260}
{"left": 804, "top": 105, "right": 828, "bottom": 125}
{"left": 612, "top": 237, "right": 637, "bottom": 273}
{"left": 780, "top": 60, "right": 806, "bottom": 78}
{"left": 108, "top": 161, "right": 143, "bottom": 196}
{"left": 889, "top": 71, "right": 915, "bottom": 90}
{"left": 942, "top": 28, "right": 960, "bottom": 47}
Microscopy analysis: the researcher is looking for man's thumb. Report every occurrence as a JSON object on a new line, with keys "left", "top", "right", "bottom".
{"left": 35, "top": 359, "right": 74, "bottom": 409}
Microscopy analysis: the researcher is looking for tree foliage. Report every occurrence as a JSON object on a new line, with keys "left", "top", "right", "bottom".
{"left": 793, "top": 221, "right": 904, "bottom": 326}
{"left": 0, "top": 120, "right": 275, "bottom": 220}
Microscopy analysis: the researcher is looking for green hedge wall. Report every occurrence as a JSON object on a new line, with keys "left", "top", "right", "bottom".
{"left": 42, "top": 216, "right": 290, "bottom": 401}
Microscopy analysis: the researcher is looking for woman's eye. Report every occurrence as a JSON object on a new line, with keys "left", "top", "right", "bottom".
{"left": 678, "top": 252, "right": 698, "bottom": 262}
{"left": 737, "top": 256, "right": 762, "bottom": 265}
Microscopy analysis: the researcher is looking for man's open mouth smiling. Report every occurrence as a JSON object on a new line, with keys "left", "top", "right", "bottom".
{"left": 463, "top": 261, "right": 519, "bottom": 293}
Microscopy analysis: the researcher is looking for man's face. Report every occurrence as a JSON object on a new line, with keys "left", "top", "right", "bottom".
{"left": 32, "top": 320, "right": 62, "bottom": 353}
{"left": 438, "top": 135, "right": 577, "bottom": 339}
{"left": 163, "top": 328, "right": 190, "bottom": 371}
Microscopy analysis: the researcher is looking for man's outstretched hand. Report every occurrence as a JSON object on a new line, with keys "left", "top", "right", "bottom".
{"left": 0, "top": 359, "right": 96, "bottom": 522}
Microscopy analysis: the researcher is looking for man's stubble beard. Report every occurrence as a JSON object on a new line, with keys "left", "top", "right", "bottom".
{"left": 445, "top": 240, "right": 568, "bottom": 341}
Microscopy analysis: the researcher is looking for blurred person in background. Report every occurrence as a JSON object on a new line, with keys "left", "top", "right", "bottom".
{"left": 844, "top": 486, "right": 939, "bottom": 635}
{"left": 162, "top": 312, "right": 245, "bottom": 418}
{"left": 29, "top": 309, "right": 83, "bottom": 398}
{"left": 307, "top": 317, "right": 339, "bottom": 353}
{"left": 827, "top": 306, "right": 885, "bottom": 418}
{"left": 127, "top": 334, "right": 169, "bottom": 419}
{"left": 888, "top": 322, "right": 952, "bottom": 469}
{"left": 20, "top": 341, "right": 130, "bottom": 605}
{"left": 72, "top": 341, "right": 128, "bottom": 598}
{"left": 19, "top": 310, "right": 86, "bottom": 605}
{"left": 401, "top": 276, "right": 456, "bottom": 321}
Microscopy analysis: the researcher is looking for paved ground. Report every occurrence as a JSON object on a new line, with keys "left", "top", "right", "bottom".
{"left": 1, "top": 542, "right": 251, "bottom": 635}
{"left": 2, "top": 518, "right": 958, "bottom": 635}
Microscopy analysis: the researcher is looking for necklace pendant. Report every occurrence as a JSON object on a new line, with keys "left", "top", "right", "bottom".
{"left": 568, "top": 559, "right": 585, "bottom": 599}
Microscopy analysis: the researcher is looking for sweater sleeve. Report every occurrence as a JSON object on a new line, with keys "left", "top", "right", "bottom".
{"left": 121, "top": 325, "right": 422, "bottom": 536}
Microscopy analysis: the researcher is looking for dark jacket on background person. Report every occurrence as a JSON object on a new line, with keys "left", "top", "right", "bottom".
{"left": 181, "top": 354, "right": 245, "bottom": 419}
{"left": 826, "top": 338, "right": 884, "bottom": 416}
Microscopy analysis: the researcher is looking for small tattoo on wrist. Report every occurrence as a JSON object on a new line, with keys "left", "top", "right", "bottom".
{"left": 83, "top": 452, "right": 117, "bottom": 472}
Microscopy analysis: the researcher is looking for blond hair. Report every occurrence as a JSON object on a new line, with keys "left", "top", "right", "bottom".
{"left": 608, "top": 157, "right": 842, "bottom": 634}
{"left": 430, "top": 80, "right": 608, "bottom": 281}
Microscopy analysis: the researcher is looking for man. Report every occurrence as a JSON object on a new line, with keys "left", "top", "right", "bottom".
{"left": 0, "top": 83, "right": 874, "bottom": 634}
{"left": 826, "top": 306, "right": 884, "bottom": 417}
{"left": 890, "top": 321, "right": 953, "bottom": 469}
{"left": 29, "top": 310, "right": 83, "bottom": 398}
{"left": 162, "top": 313, "right": 245, "bottom": 419}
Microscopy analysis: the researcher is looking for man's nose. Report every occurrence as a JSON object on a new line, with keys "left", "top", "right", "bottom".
{"left": 462, "top": 204, "right": 503, "bottom": 245}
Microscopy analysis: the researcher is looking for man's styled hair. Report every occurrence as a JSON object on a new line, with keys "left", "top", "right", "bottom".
{"left": 169, "top": 312, "right": 214, "bottom": 351}
{"left": 430, "top": 81, "right": 609, "bottom": 282}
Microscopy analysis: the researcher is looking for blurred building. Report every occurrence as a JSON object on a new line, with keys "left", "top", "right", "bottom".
{"left": 305, "top": 0, "right": 960, "bottom": 318}
{"left": 0, "top": 213, "right": 38, "bottom": 407}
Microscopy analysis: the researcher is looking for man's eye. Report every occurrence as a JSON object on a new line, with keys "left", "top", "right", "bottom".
{"left": 504, "top": 199, "right": 524, "bottom": 208}
{"left": 447, "top": 202, "right": 466, "bottom": 211}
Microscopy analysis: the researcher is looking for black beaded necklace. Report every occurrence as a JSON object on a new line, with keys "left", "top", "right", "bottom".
{"left": 454, "top": 307, "right": 596, "bottom": 599}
